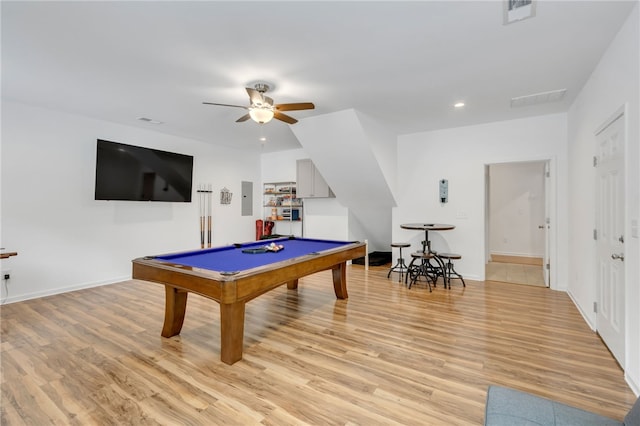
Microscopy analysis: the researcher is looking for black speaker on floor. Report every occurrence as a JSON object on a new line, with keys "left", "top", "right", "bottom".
{"left": 352, "top": 251, "right": 392, "bottom": 266}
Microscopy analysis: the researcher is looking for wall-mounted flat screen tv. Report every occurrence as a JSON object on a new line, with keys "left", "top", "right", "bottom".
{"left": 95, "top": 139, "right": 193, "bottom": 202}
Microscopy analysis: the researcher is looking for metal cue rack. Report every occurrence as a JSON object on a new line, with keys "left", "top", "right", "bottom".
{"left": 197, "top": 184, "right": 213, "bottom": 248}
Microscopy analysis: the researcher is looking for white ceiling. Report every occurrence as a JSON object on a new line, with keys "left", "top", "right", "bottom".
{"left": 2, "top": 1, "right": 636, "bottom": 152}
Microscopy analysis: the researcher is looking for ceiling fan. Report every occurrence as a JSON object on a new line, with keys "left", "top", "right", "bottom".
{"left": 203, "top": 83, "right": 315, "bottom": 124}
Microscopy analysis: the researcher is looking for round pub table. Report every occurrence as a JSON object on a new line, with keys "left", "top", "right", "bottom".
{"left": 399, "top": 223, "right": 455, "bottom": 254}
{"left": 400, "top": 223, "right": 455, "bottom": 288}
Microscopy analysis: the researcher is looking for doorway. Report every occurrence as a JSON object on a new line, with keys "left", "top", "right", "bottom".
{"left": 485, "top": 160, "right": 549, "bottom": 287}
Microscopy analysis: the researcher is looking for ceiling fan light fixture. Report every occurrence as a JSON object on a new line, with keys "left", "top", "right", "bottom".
{"left": 203, "top": 81, "right": 313, "bottom": 125}
{"left": 249, "top": 108, "right": 274, "bottom": 124}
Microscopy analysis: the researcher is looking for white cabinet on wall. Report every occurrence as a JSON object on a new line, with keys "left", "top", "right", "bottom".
{"left": 296, "top": 159, "right": 334, "bottom": 198}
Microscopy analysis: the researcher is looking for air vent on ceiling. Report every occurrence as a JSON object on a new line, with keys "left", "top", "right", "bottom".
{"left": 137, "top": 117, "right": 163, "bottom": 124}
{"left": 510, "top": 89, "right": 567, "bottom": 108}
{"left": 504, "top": 0, "right": 536, "bottom": 25}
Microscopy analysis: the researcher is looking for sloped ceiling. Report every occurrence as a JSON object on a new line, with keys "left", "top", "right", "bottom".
{"left": 1, "top": 1, "right": 636, "bottom": 152}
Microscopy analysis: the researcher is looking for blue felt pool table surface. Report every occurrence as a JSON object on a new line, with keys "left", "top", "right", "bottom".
{"left": 153, "top": 237, "right": 353, "bottom": 273}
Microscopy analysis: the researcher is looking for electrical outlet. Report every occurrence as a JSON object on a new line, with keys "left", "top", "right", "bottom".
{"left": 2, "top": 269, "right": 11, "bottom": 280}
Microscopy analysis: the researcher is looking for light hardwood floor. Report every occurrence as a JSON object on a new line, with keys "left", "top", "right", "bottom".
{"left": 1, "top": 265, "right": 636, "bottom": 425}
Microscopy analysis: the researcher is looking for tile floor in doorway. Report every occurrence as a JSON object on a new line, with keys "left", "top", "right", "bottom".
{"left": 486, "top": 261, "right": 546, "bottom": 287}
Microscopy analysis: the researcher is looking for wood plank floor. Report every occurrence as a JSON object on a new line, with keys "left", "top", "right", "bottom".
{"left": 1, "top": 265, "right": 636, "bottom": 425}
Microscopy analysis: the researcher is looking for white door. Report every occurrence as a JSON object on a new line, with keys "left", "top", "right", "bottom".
{"left": 595, "top": 112, "right": 625, "bottom": 367}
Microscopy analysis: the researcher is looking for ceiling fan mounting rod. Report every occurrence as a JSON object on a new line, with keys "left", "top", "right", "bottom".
{"left": 254, "top": 83, "right": 270, "bottom": 93}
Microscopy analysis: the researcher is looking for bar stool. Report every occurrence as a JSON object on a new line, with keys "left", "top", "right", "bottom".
{"left": 387, "top": 242, "right": 411, "bottom": 282}
{"left": 406, "top": 251, "right": 438, "bottom": 291}
{"left": 437, "top": 253, "right": 465, "bottom": 289}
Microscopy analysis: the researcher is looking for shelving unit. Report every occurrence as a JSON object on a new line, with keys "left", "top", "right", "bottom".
{"left": 263, "top": 182, "right": 303, "bottom": 237}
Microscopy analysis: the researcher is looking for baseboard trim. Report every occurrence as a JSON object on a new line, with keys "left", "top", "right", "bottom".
{"left": 0, "top": 276, "right": 130, "bottom": 305}
{"left": 625, "top": 374, "right": 640, "bottom": 396}
{"left": 567, "top": 289, "right": 596, "bottom": 331}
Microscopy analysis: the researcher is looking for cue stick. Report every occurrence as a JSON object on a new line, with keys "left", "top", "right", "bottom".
{"left": 207, "top": 183, "right": 212, "bottom": 247}
{"left": 199, "top": 184, "right": 205, "bottom": 248}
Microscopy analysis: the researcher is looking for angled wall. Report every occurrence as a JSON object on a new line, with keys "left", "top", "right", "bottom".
{"left": 291, "top": 109, "right": 397, "bottom": 251}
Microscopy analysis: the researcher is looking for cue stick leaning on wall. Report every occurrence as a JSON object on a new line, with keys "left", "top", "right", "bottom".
{"left": 207, "top": 183, "right": 212, "bottom": 248}
{"left": 198, "top": 184, "right": 205, "bottom": 248}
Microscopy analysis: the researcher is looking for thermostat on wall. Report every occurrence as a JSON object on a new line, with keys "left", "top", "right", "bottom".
{"left": 439, "top": 179, "right": 448, "bottom": 203}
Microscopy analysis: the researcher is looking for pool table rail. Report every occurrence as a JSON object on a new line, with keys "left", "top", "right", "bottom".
{"left": 132, "top": 241, "right": 365, "bottom": 303}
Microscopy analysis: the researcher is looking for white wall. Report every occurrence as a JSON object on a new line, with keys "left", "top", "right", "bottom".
{"left": 260, "top": 149, "right": 348, "bottom": 241}
{"left": 566, "top": 4, "right": 639, "bottom": 394}
{"left": 489, "top": 161, "right": 546, "bottom": 258}
{"left": 1, "top": 101, "right": 261, "bottom": 303}
{"left": 396, "top": 113, "right": 567, "bottom": 285}
{"left": 356, "top": 111, "right": 398, "bottom": 197}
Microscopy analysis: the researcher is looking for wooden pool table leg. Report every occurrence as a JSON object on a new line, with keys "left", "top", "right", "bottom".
{"left": 162, "top": 285, "right": 188, "bottom": 338}
{"left": 220, "top": 301, "right": 246, "bottom": 365}
{"left": 286, "top": 279, "right": 299, "bottom": 290}
{"left": 332, "top": 262, "right": 348, "bottom": 299}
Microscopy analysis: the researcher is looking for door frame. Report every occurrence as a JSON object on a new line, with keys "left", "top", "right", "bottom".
{"left": 543, "top": 161, "right": 551, "bottom": 287}
{"left": 484, "top": 157, "right": 557, "bottom": 289}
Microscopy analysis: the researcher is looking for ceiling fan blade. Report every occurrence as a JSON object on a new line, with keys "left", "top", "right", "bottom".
{"left": 274, "top": 102, "right": 315, "bottom": 111}
{"left": 274, "top": 111, "right": 298, "bottom": 124}
{"left": 236, "top": 114, "right": 251, "bottom": 122}
{"left": 246, "top": 88, "right": 265, "bottom": 106}
{"left": 264, "top": 96, "right": 274, "bottom": 106}
{"left": 203, "top": 101, "right": 247, "bottom": 110}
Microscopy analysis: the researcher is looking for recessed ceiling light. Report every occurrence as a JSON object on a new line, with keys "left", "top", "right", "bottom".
{"left": 454, "top": 102, "right": 465, "bottom": 108}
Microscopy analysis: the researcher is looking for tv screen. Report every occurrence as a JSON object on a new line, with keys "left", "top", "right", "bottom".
{"left": 95, "top": 139, "right": 193, "bottom": 202}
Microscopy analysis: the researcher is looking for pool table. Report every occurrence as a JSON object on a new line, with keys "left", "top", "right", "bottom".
{"left": 132, "top": 237, "right": 366, "bottom": 365}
